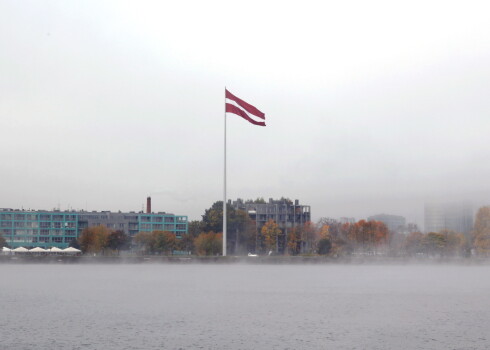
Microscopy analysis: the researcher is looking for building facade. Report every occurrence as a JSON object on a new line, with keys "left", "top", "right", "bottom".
{"left": 424, "top": 202, "right": 473, "bottom": 235}
{"left": 230, "top": 198, "right": 311, "bottom": 253}
{"left": 231, "top": 198, "right": 311, "bottom": 231}
{"left": 0, "top": 209, "right": 188, "bottom": 248}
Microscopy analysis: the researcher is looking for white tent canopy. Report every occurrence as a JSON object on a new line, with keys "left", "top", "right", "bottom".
{"left": 12, "top": 247, "right": 29, "bottom": 252}
{"left": 49, "top": 247, "right": 64, "bottom": 252}
{"left": 29, "top": 247, "right": 47, "bottom": 252}
{"left": 3, "top": 246, "right": 82, "bottom": 255}
{"left": 63, "top": 247, "right": 81, "bottom": 253}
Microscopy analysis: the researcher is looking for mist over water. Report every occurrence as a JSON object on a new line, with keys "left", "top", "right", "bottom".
{"left": 1, "top": 264, "right": 489, "bottom": 350}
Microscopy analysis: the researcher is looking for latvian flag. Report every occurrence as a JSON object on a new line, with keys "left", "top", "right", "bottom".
{"left": 225, "top": 89, "right": 266, "bottom": 126}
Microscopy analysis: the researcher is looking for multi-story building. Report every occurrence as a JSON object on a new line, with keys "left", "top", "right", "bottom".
{"left": 0, "top": 201, "right": 188, "bottom": 248}
{"left": 368, "top": 214, "right": 406, "bottom": 233}
{"left": 230, "top": 198, "right": 311, "bottom": 253}
{"left": 231, "top": 198, "right": 311, "bottom": 231}
{"left": 0, "top": 211, "right": 79, "bottom": 248}
{"left": 424, "top": 202, "right": 473, "bottom": 235}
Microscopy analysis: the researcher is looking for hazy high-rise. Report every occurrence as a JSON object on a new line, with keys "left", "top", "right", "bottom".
{"left": 424, "top": 202, "right": 473, "bottom": 234}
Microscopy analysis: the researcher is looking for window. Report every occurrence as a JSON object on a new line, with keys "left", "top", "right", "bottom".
{"left": 14, "top": 214, "right": 25, "bottom": 220}
{"left": 140, "top": 216, "right": 151, "bottom": 222}
{"left": 39, "top": 237, "right": 49, "bottom": 242}
{"left": 52, "top": 237, "right": 63, "bottom": 243}
{"left": 140, "top": 223, "right": 151, "bottom": 230}
{"left": 176, "top": 224, "right": 186, "bottom": 230}
{"left": 1, "top": 221, "right": 11, "bottom": 227}
{"left": 65, "top": 230, "right": 76, "bottom": 236}
{"left": 153, "top": 224, "right": 163, "bottom": 230}
{"left": 40, "top": 214, "right": 51, "bottom": 221}
{"left": 164, "top": 224, "right": 174, "bottom": 230}
{"left": 0, "top": 214, "right": 12, "bottom": 220}
{"left": 40, "top": 229, "right": 49, "bottom": 236}
{"left": 164, "top": 217, "right": 175, "bottom": 223}
{"left": 52, "top": 215, "right": 63, "bottom": 221}
{"left": 14, "top": 222, "right": 25, "bottom": 228}
{"left": 25, "top": 214, "right": 38, "bottom": 220}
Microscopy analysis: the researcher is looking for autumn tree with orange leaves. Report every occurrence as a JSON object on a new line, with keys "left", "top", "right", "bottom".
{"left": 78, "top": 226, "right": 110, "bottom": 254}
{"left": 347, "top": 220, "right": 388, "bottom": 254}
{"left": 194, "top": 232, "right": 222, "bottom": 256}
{"left": 316, "top": 218, "right": 351, "bottom": 255}
{"left": 261, "top": 219, "right": 281, "bottom": 253}
{"left": 287, "top": 226, "right": 301, "bottom": 255}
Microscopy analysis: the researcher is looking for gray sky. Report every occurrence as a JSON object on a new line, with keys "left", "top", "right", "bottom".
{"left": 1, "top": 0, "right": 490, "bottom": 227}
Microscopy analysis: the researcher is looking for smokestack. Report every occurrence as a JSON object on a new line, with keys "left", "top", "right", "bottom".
{"left": 146, "top": 196, "right": 151, "bottom": 213}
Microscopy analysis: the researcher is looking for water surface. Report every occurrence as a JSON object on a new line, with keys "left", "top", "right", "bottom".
{"left": 1, "top": 264, "right": 489, "bottom": 349}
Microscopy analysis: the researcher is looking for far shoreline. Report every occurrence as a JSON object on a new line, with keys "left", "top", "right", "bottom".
{"left": 1, "top": 255, "right": 489, "bottom": 265}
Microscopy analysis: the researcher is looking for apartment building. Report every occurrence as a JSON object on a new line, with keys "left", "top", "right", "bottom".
{"left": 0, "top": 206, "right": 188, "bottom": 248}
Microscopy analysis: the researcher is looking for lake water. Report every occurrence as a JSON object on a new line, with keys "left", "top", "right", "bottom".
{"left": 1, "top": 263, "right": 489, "bottom": 349}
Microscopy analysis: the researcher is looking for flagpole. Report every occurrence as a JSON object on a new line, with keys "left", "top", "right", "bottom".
{"left": 223, "top": 87, "right": 227, "bottom": 257}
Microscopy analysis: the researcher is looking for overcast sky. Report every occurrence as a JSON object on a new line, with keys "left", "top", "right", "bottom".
{"left": 1, "top": 0, "right": 490, "bottom": 227}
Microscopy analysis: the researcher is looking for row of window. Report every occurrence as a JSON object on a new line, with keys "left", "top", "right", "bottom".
{"left": 256, "top": 214, "right": 311, "bottom": 221}
{"left": 37, "top": 237, "right": 72, "bottom": 243}
{"left": 10, "top": 236, "right": 73, "bottom": 243}
{"left": 1, "top": 214, "right": 188, "bottom": 224}
{"left": 90, "top": 223, "right": 126, "bottom": 229}
{"left": 1, "top": 222, "right": 77, "bottom": 228}
{"left": 0, "top": 214, "right": 77, "bottom": 221}
{"left": 1, "top": 229, "right": 77, "bottom": 236}
{"left": 139, "top": 216, "right": 177, "bottom": 223}
{"left": 2, "top": 227, "right": 187, "bottom": 235}
{"left": 139, "top": 223, "right": 187, "bottom": 230}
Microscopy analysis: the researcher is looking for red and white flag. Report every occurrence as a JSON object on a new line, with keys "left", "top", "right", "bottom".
{"left": 225, "top": 89, "right": 266, "bottom": 126}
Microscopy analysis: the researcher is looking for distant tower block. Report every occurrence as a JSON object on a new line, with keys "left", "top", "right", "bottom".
{"left": 147, "top": 196, "right": 151, "bottom": 213}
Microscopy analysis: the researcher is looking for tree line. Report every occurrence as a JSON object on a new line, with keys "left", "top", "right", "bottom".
{"left": 2, "top": 204, "right": 490, "bottom": 257}
{"left": 67, "top": 204, "right": 490, "bottom": 257}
